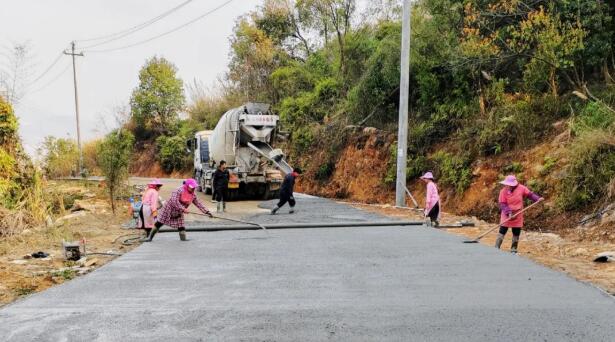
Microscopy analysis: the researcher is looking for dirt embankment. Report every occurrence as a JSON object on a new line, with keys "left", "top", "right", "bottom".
{"left": 130, "top": 141, "right": 190, "bottom": 179}
{"left": 0, "top": 181, "right": 142, "bottom": 307}
{"left": 296, "top": 128, "right": 396, "bottom": 204}
{"left": 296, "top": 125, "right": 613, "bottom": 240}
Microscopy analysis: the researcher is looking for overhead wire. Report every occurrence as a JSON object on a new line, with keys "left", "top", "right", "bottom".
{"left": 78, "top": 0, "right": 196, "bottom": 49}
{"left": 26, "top": 50, "right": 65, "bottom": 88}
{"left": 28, "top": 61, "right": 71, "bottom": 94}
{"left": 85, "top": 0, "right": 235, "bottom": 53}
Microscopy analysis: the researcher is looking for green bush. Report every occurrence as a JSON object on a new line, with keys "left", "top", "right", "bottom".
{"left": 315, "top": 162, "right": 335, "bottom": 181}
{"left": 503, "top": 162, "right": 524, "bottom": 174}
{"left": 462, "top": 88, "right": 564, "bottom": 156}
{"left": 291, "top": 125, "right": 316, "bottom": 154}
{"left": 384, "top": 144, "right": 430, "bottom": 186}
{"left": 156, "top": 135, "right": 189, "bottom": 173}
{"left": 572, "top": 101, "right": 615, "bottom": 135}
{"left": 558, "top": 129, "right": 615, "bottom": 210}
{"left": 430, "top": 151, "right": 473, "bottom": 193}
{"left": 539, "top": 156, "right": 558, "bottom": 176}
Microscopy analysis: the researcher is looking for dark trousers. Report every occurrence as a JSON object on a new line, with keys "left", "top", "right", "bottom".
{"left": 214, "top": 189, "right": 226, "bottom": 202}
{"left": 427, "top": 202, "right": 440, "bottom": 222}
{"left": 138, "top": 206, "right": 145, "bottom": 229}
{"left": 277, "top": 195, "right": 296, "bottom": 208}
{"left": 499, "top": 226, "right": 521, "bottom": 237}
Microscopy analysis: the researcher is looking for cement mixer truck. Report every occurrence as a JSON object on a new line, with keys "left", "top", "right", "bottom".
{"left": 189, "top": 103, "right": 293, "bottom": 200}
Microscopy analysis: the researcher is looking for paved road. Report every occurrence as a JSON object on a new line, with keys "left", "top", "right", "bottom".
{"left": 1, "top": 196, "right": 614, "bottom": 341}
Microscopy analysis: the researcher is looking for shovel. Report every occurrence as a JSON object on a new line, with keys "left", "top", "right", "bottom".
{"left": 463, "top": 200, "right": 543, "bottom": 244}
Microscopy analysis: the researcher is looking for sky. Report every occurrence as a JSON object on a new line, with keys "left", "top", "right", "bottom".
{"left": 0, "top": 0, "right": 263, "bottom": 155}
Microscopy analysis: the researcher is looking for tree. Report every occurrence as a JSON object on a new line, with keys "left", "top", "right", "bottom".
{"left": 297, "top": 0, "right": 356, "bottom": 75}
{"left": 228, "top": 16, "right": 283, "bottom": 101}
{"left": 97, "top": 130, "right": 134, "bottom": 213}
{"left": 130, "top": 56, "right": 185, "bottom": 138}
{"left": 37, "top": 136, "right": 79, "bottom": 178}
{"left": 0, "top": 42, "right": 33, "bottom": 105}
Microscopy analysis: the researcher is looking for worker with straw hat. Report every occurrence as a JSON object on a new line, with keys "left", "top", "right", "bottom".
{"left": 140, "top": 179, "right": 164, "bottom": 237}
{"left": 497, "top": 175, "right": 543, "bottom": 253}
{"left": 142, "top": 179, "right": 212, "bottom": 242}
{"left": 420, "top": 172, "right": 440, "bottom": 227}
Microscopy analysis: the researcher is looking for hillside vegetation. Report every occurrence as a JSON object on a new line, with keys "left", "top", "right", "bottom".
{"left": 34, "top": 0, "right": 615, "bottom": 232}
{"left": 206, "top": 0, "right": 615, "bottom": 225}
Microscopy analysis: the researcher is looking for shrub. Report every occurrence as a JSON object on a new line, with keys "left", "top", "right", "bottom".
{"left": 292, "top": 125, "right": 316, "bottom": 154}
{"left": 315, "top": 162, "right": 335, "bottom": 181}
{"left": 156, "top": 135, "right": 189, "bottom": 173}
{"left": 557, "top": 129, "right": 615, "bottom": 210}
{"left": 430, "top": 151, "right": 473, "bottom": 193}
{"left": 539, "top": 156, "right": 557, "bottom": 176}
{"left": 571, "top": 101, "right": 615, "bottom": 135}
{"left": 462, "top": 90, "right": 564, "bottom": 156}
{"left": 502, "top": 162, "right": 524, "bottom": 174}
{"left": 37, "top": 136, "right": 79, "bottom": 178}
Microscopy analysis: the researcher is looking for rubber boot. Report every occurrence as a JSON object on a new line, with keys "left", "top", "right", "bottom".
{"left": 495, "top": 233, "right": 505, "bottom": 249}
{"left": 222, "top": 201, "right": 226, "bottom": 213}
{"left": 511, "top": 236, "right": 519, "bottom": 254}
{"left": 271, "top": 206, "right": 279, "bottom": 215}
{"left": 141, "top": 224, "right": 160, "bottom": 242}
{"left": 179, "top": 230, "right": 188, "bottom": 241}
{"left": 216, "top": 202, "right": 222, "bottom": 213}
{"left": 289, "top": 207, "right": 295, "bottom": 214}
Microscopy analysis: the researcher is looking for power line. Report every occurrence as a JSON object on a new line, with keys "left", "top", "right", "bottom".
{"left": 28, "top": 61, "right": 71, "bottom": 94}
{"left": 26, "top": 50, "right": 65, "bottom": 87}
{"left": 85, "top": 0, "right": 235, "bottom": 53}
{"left": 79, "top": 0, "right": 195, "bottom": 49}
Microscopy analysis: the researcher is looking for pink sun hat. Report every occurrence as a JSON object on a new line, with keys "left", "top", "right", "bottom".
{"left": 500, "top": 175, "right": 519, "bottom": 187}
{"left": 184, "top": 178, "right": 198, "bottom": 189}
{"left": 148, "top": 179, "right": 163, "bottom": 186}
{"left": 420, "top": 172, "right": 434, "bottom": 180}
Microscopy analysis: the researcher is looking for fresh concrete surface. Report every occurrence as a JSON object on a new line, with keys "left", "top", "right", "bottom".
{"left": 1, "top": 196, "right": 615, "bottom": 341}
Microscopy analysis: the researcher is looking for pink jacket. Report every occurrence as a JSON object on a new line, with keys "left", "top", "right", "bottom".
{"left": 142, "top": 188, "right": 159, "bottom": 209}
{"left": 425, "top": 181, "right": 440, "bottom": 215}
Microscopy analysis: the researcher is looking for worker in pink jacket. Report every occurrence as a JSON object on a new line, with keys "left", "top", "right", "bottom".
{"left": 140, "top": 179, "right": 164, "bottom": 237}
{"left": 420, "top": 172, "right": 440, "bottom": 227}
{"left": 142, "top": 179, "right": 212, "bottom": 242}
{"left": 497, "top": 175, "right": 543, "bottom": 253}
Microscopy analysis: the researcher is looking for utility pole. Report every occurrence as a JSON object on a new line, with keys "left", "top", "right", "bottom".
{"left": 395, "top": 0, "right": 412, "bottom": 208}
{"left": 64, "top": 41, "right": 84, "bottom": 176}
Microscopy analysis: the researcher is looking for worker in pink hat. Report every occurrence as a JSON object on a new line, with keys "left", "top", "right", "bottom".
{"left": 140, "top": 179, "right": 164, "bottom": 237}
{"left": 142, "top": 178, "right": 212, "bottom": 242}
{"left": 420, "top": 172, "right": 440, "bottom": 227}
{"left": 497, "top": 175, "right": 544, "bottom": 253}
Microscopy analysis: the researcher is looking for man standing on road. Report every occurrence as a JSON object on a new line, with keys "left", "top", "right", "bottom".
{"left": 271, "top": 168, "right": 302, "bottom": 215}
{"left": 212, "top": 161, "right": 229, "bottom": 213}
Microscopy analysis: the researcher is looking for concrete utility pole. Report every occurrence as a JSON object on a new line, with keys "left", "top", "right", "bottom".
{"left": 395, "top": 0, "right": 411, "bottom": 207}
{"left": 64, "top": 41, "right": 84, "bottom": 176}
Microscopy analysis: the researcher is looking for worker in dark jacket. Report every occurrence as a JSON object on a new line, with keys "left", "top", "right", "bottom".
{"left": 271, "top": 168, "right": 302, "bottom": 215}
{"left": 212, "top": 160, "right": 229, "bottom": 213}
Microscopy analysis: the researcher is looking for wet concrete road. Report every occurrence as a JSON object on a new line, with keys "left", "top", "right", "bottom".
{"left": 1, "top": 194, "right": 615, "bottom": 341}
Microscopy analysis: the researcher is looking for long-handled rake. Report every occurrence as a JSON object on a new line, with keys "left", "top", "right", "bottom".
{"left": 463, "top": 200, "right": 543, "bottom": 244}
{"left": 188, "top": 211, "right": 268, "bottom": 232}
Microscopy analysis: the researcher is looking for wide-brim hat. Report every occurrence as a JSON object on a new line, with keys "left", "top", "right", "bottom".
{"left": 500, "top": 175, "right": 519, "bottom": 187}
{"left": 149, "top": 179, "right": 163, "bottom": 186}
{"left": 420, "top": 172, "right": 434, "bottom": 180}
{"left": 185, "top": 178, "right": 198, "bottom": 189}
